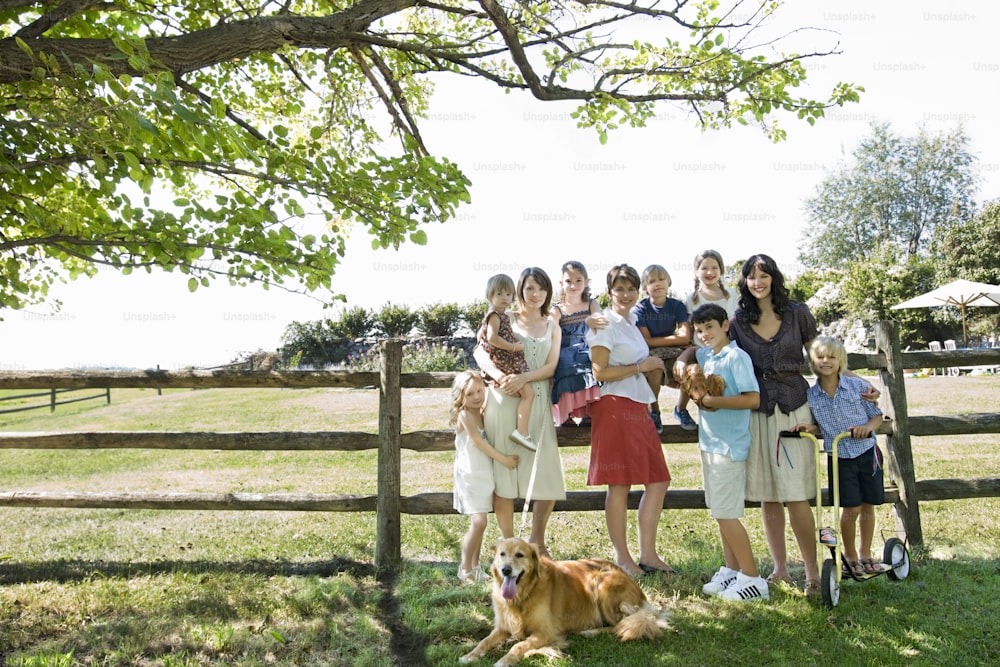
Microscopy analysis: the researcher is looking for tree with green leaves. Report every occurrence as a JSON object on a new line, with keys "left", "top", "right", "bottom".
{"left": 799, "top": 123, "right": 977, "bottom": 272}
{"left": 936, "top": 200, "right": 1000, "bottom": 285}
{"left": 2, "top": 0, "right": 861, "bottom": 311}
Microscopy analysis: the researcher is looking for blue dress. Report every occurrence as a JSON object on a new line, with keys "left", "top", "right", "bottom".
{"left": 551, "top": 307, "right": 600, "bottom": 423}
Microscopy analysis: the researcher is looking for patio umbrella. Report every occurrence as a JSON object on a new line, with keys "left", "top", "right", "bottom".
{"left": 891, "top": 279, "right": 1000, "bottom": 345}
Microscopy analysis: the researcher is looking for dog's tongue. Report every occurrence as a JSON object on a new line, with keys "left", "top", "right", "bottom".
{"left": 501, "top": 575, "right": 517, "bottom": 600}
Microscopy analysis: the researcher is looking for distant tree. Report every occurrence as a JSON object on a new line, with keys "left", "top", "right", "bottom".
{"left": 787, "top": 269, "right": 846, "bottom": 324}
{"left": 375, "top": 303, "right": 418, "bottom": 338}
{"left": 462, "top": 300, "right": 489, "bottom": 337}
{"left": 1, "top": 0, "right": 861, "bottom": 311}
{"left": 935, "top": 200, "right": 1000, "bottom": 285}
{"left": 331, "top": 306, "right": 376, "bottom": 340}
{"left": 800, "top": 124, "right": 978, "bottom": 272}
{"left": 280, "top": 320, "right": 347, "bottom": 368}
{"left": 839, "top": 246, "right": 939, "bottom": 347}
{"left": 417, "top": 302, "right": 463, "bottom": 338}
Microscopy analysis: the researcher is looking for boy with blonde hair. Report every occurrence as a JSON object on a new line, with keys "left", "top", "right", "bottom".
{"left": 632, "top": 264, "right": 693, "bottom": 432}
{"left": 795, "top": 336, "right": 885, "bottom": 576}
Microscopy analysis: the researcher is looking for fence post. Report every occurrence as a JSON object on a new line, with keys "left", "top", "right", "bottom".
{"left": 50, "top": 388, "right": 56, "bottom": 412}
{"left": 875, "top": 320, "right": 923, "bottom": 547}
{"left": 375, "top": 339, "right": 403, "bottom": 572}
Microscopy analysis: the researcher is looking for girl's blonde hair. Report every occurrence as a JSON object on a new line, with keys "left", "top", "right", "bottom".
{"left": 690, "top": 249, "right": 732, "bottom": 306}
{"left": 809, "top": 336, "right": 849, "bottom": 374}
{"left": 449, "top": 370, "right": 484, "bottom": 426}
{"left": 640, "top": 264, "right": 670, "bottom": 291}
{"left": 485, "top": 274, "right": 516, "bottom": 300}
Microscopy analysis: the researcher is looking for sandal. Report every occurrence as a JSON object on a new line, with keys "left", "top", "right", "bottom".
{"left": 766, "top": 572, "right": 794, "bottom": 586}
{"left": 804, "top": 579, "right": 821, "bottom": 598}
{"left": 843, "top": 559, "right": 865, "bottom": 578}
{"left": 860, "top": 557, "right": 882, "bottom": 574}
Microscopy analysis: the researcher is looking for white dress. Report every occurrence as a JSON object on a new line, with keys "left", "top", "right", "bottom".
{"left": 453, "top": 427, "right": 495, "bottom": 514}
{"left": 484, "top": 319, "right": 567, "bottom": 501}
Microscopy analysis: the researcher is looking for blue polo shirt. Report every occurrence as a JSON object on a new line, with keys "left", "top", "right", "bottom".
{"left": 807, "top": 375, "right": 883, "bottom": 458}
{"left": 632, "top": 297, "right": 689, "bottom": 338}
{"left": 696, "top": 341, "right": 759, "bottom": 461}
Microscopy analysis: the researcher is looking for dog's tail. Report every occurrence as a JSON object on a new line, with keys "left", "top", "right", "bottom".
{"left": 614, "top": 601, "right": 670, "bottom": 642}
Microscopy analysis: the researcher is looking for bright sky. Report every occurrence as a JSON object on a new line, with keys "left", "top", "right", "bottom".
{"left": 4, "top": 0, "right": 999, "bottom": 370}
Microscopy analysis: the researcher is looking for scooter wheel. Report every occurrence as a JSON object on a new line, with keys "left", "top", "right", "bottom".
{"left": 884, "top": 537, "right": 910, "bottom": 580}
{"left": 821, "top": 558, "right": 840, "bottom": 607}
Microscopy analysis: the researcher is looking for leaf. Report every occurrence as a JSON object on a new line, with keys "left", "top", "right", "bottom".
{"left": 187, "top": 277, "right": 198, "bottom": 293}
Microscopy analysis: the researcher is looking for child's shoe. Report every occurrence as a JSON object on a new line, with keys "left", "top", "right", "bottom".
{"left": 702, "top": 566, "right": 738, "bottom": 596}
{"left": 673, "top": 406, "right": 698, "bottom": 431}
{"left": 510, "top": 430, "right": 537, "bottom": 451}
{"left": 719, "top": 572, "right": 769, "bottom": 601}
{"left": 650, "top": 410, "right": 663, "bottom": 434}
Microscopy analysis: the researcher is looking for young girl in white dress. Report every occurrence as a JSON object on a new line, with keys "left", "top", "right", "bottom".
{"left": 449, "top": 370, "right": 520, "bottom": 583}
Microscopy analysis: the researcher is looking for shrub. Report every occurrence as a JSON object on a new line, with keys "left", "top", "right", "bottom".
{"left": 374, "top": 302, "right": 419, "bottom": 338}
{"left": 346, "top": 340, "right": 469, "bottom": 373}
{"left": 461, "top": 300, "right": 489, "bottom": 336}
{"left": 280, "top": 319, "right": 349, "bottom": 368}
{"left": 331, "top": 305, "right": 375, "bottom": 339}
{"left": 417, "top": 302, "right": 463, "bottom": 337}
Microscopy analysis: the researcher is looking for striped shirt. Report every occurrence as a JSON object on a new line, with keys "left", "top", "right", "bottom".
{"left": 807, "top": 374, "right": 882, "bottom": 459}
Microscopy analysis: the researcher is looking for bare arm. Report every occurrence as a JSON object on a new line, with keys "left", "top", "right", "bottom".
{"left": 458, "top": 412, "right": 519, "bottom": 470}
{"left": 591, "top": 345, "right": 663, "bottom": 383}
{"left": 643, "top": 321, "right": 693, "bottom": 348}
{"left": 486, "top": 312, "right": 523, "bottom": 352}
{"left": 501, "top": 322, "right": 562, "bottom": 394}
{"left": 849, "top": 413, "right": 884, "bottom": 440}
{"left": 700, "top": 390, "right": 760, "bottom": 412}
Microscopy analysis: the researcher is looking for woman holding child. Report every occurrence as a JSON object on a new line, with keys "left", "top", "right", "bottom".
{"left": 474, "top": 267, "right": 566, "bottom": 557}
{"left": 729, "top": 253, "right": 878, "bottom": 597}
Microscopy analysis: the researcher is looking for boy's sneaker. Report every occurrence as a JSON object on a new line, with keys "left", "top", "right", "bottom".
{"left": 702, "top": 566, "right": 738, "bottom": 596}
{"left": 650, "top": 411, "right": 663, "bottom": 434}
{"left": 509, "top": 430, "right": 537, "bottom": 452}
{"left": 674, "top": 406, "right": 698, "bottom": 431}
{"left": 719, "top": 572, "right": 770, "bottom": 602}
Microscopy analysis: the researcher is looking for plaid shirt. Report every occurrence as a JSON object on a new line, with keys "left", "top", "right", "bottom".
{"left": 807, "top": 374, "right": 882, "bottom": 459}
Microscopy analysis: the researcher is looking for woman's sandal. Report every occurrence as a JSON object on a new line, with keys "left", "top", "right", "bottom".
{"left": 804, "top": 579, "right": 821, "bottom": 597}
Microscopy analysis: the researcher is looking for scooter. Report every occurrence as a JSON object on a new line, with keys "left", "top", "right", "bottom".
{"left": 779, "top": 430, "right": 911, "bottom": 607}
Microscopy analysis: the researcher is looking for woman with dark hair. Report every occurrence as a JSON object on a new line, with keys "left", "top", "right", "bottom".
{"left": 585, "top": 264, "right": 674, "bottom": 577}
{"left": 729, "top": 253, "right": 878, "bottom": 597}
{"left": 474, "top": 267, "right": 566, "bottom": 557}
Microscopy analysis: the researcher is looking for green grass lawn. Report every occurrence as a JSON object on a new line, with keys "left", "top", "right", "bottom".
{"left": 1, "top": 377, "right": 999, "bottom": 666}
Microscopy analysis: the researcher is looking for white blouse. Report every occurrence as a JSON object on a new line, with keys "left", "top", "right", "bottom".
{"left": 585, "top": 307, "right": 656, "bottom": 404}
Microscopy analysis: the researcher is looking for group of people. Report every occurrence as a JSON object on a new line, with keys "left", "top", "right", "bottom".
{"left": 449, "top": 251, "right": 884, "bottom": 603}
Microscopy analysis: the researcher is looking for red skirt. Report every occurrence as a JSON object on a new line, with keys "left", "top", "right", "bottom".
{"left": 587, "top": 395, "right": 671, "bottom": 486}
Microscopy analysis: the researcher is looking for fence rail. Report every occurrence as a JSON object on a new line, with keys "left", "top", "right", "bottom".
{"left": 0, "top": 387, "right": 110, "bottom": 415}
{"left": 1, "top": 321, "right": 999, "bottom": 571}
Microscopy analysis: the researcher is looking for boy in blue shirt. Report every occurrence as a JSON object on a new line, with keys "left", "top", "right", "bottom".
{"left": 632, "top": 264, "right": 693, "bottom": 432}
{"left": 794, "top": 336, "right": 885, "bottom": 576}
{"left": 690, "top": 304, "right": 767, "bottom": 601}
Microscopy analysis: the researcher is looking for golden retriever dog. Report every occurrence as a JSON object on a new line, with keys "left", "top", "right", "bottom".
{"left": 460, "top": 538, "right": 668, "bottom": 666}
{"left": 680, "top": 363, "right": 725, "bottom": 404}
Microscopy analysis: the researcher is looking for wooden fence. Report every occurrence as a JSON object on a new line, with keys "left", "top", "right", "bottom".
{"left": 0, "top": 387, "right": 110, "bottom": 415}
{"left": 1, "top": 321, "right": 999, "bottom": 571}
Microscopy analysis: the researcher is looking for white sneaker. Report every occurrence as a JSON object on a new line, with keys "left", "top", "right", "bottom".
{"left": 702, "top": 566, "right": 738, "bottom": 596}
{"left": 509, "top": 430, "right": 537, "bottom": 452}
{"left": 718, "top": 572, "right": 769, "bottom": 602}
